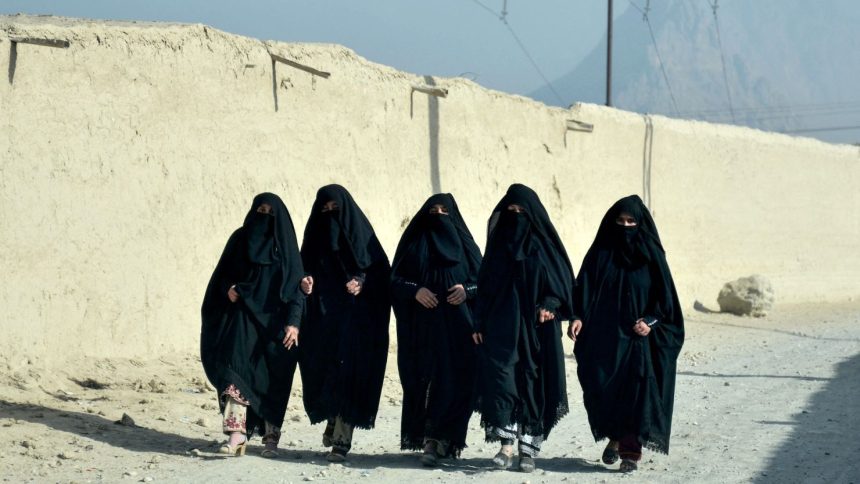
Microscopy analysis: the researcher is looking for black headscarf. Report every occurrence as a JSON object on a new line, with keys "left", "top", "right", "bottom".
{"left": 574, "top": 194, "right": 684, "bottom": 454}
{"left": 299, "top": 185, "right": 392, "bottom": 429}
{"left": 200, "top": 192, "right": 304, "bottom": 431}
{"left": 477, "top": 183, "right": 575, "bottom": 324}
{"left": 391, "top": 193, "right": 482, "bottom": 454}
{"left": 238, "top": 192, "right": 305, "bottom": 305}
{"left": 301, "top": 184, "right": 379, "bottom": 271}
{"left": 475, "top": 184, "right": 574, "bottom": 439}
{"left": 391, "top": 193, "right": 482, "bottom": 287}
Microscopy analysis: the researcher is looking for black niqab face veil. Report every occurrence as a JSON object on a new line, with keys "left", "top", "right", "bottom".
{"left": 425, "top": 212, "right": 463, "bottom": 265}
{"left": 596, "top": 195, "right": 664, "bottom": 267}
{"left": 392, "top": 193, "right": 479, "bottom": 274}
{"left": 242, "top": 192, "right": 304, "bottom": 302}
{"left": 302, "top": 184, "right": 379, "bottom": 270}
{"left": 245, "top": 211, "right": 276, "bottom": 264}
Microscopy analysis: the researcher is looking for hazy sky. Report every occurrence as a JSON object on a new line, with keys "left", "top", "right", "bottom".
{"left": 0, "top": 0, "right": 628, "bottom": 97}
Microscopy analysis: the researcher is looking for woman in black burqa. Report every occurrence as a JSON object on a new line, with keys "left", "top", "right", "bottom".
{"left": 571, "top": 195, "right": 684, "bottom": 473}
{"left": 200, "top": 193, "right": 304, "bottom": 458}
{"left": 473, "top": 184, "right": 577, "bottom": 473}
{"left": 299, "top": 184, "right": 391, "bottom": 462}
{"left": 391, "top": 194, "right": 482, "bottom": 467}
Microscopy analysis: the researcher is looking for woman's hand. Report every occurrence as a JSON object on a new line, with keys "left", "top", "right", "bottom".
{"left": 567, "top": 319, "right": 583, "bottom": 340}
{"left": 282, "top": 325, "right": 299, "bottom": 350}
{"left": 537, "top": 308, "right": 555, "bottom": 324}
{"left": 415, "top": 287, "right": 438, "bottom": 308}
{"left": 300, "top": 276, "right": 314, "bottom": 295}
{"left": 633, "top": 318, "right": 652, "bottom": 337}
{"left": 446, "top": 284, "right": 466, "bottom": 305}
{"left": 227, "top": 285, "right": 240, "bottom": 303}
{"left": 346, "top": 278, "right": 362, "bottom": 296}
{"left": 472, "top": 333, "right": 483, "bottom": 345}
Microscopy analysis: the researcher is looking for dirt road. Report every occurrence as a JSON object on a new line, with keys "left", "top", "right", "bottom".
{"left": 2, "top": 302, "right": 858, "bottom": 483}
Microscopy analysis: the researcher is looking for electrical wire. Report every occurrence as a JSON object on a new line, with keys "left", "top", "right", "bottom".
{"left": 468, "top": 0, "right": 566, "bottom": 105}
{"left": 780, "top": 125, "right": 860, "bottom": 134}
{"left": 628, "top": 0, "right": 681, "bottom": 116}
{"left": 707, "top": 0, "right": 736, "bottom": 123}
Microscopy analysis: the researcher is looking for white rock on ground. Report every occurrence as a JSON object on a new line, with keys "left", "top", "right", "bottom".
{"left": 717, "top": 274, "right": 775, "bottom": 317}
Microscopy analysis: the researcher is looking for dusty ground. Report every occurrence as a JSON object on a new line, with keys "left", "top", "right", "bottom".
{"left": 1, "top": 301, "right": 858, "bottom": 484}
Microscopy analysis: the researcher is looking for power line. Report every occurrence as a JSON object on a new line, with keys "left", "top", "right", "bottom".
{"left": 706, "top": 106, "right": 860, "bottom": 124}
{"left": 629, "top": 0, "right": 681, "bottom": 116}
{"left": 501, "top": 18, "right": 565, "bottom": 105}
{"left": 679, "top": 100, "right": 860, "bottom": 118}
{"left": 781, "top": 124, "right": 860, "bottom": 134}
{"left": 469, "top": 0, "right": 502, "bottom": 20}
{"left": 468, "top": 0, "right": 566, "bottom": 105}
{"left": 707, "top": 0, "right": 736, "bottom": 123}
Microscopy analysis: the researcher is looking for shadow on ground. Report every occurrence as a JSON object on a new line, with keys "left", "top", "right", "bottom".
{"left": 289, "top": 451, "right": 612, "bottom": 476}
{"left": 756, "top": 352, "right": 860, "bottom": 483}
{"left": 0, "top": 399, "right": 215, "bottom": 456}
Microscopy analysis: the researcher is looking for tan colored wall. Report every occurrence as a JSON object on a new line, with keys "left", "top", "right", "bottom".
{"left": 1, "top": 16, "right": 858, "bottom": 367}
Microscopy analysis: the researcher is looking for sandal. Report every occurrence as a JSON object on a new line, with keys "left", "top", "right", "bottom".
{"left": 602, "top": 440, "right": 620, "bottom": 465}
{"left": 218, "top": 436, "right": 248, "bottom": 456}
{"left": 260, "top": 442, "right": 279, "bottom": 459}
{"left": 620, "top": 459, "right": 638, "bottom": 473}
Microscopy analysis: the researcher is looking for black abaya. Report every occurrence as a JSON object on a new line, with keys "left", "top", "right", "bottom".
{"left": 299, "top": 185, "right": 392, "bottom": 429}
{"left": 573, "top": 195, "right": 684, "bottom": 453}
{"left": 200, "top": 192, "right": 305, "bottom": 432}
{"left": 475, "top": 184, "right": 575, "bottom": 440}
{"left": 391, "top": 193, "right": 482, "bottom": 455}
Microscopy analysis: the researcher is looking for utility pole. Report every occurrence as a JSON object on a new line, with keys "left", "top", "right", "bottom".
{"left": 606, "top": 0, "right": 613, "bottom": 106}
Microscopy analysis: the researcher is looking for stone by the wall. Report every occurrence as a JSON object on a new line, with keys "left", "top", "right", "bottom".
{"left": 717, "top": 275, "right": 775, "bottom": 317}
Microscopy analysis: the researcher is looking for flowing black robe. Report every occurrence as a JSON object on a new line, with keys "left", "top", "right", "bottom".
{"left": 391, "top": 194, "right": 482, "bottom": 455}
{"left": 299, "top": 185, "right": 392, "bottom": 429}
{"left": 201, "top": 193, "right": 305, "bottom": 431}
{"left": 573, "top": 195, "right": 684, "bottom": 453}
{"left": 475, "top": 184, "right": 575, "bottom": 440}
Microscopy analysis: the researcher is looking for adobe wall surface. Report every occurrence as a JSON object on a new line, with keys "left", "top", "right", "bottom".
{"left": 1, "top": 16, "right": 857, "bottom": 366}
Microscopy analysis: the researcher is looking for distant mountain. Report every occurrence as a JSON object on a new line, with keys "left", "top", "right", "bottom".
{"left": 530, "top": 0, "right": 860, "bottom": 144}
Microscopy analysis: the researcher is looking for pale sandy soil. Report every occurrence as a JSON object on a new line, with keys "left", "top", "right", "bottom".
{"left": 1, "top": 302, "right": 858, "bottom": 484}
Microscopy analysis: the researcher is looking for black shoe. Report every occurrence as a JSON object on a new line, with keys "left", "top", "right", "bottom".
{"left": 620, "top": 459, "right": 638, "bottom": 473}
{"left": 492, "top": 451, "right": 513, "bottom": 470}
{"left": 326, "top": 447, "right": 347, "bottom": 462}
{"left": 421, "top": 440, "right": 443, "bottom": 467}
{"left": 420, "top": 450, "right": 438, "bottom": 467}
{"left": 601, "top": 441, "right": 620, "bottom": 465}
{"left": 518, "top": 455, "right": 536, "bottom": 473}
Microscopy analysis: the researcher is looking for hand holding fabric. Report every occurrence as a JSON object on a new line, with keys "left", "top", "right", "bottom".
{"left": 446, "top": 284, "right": 466, "bottom": 305}
{"left": 301, "top": 276, "right": 314, "bottom": 295}
{"left": 227, "top": 285, "right": 240, "bottom": 303}
{"left": 537, "top": 308, "right": 555, "bottom": 324}
{"left": 346, "top": 278, "right": 363, "bottom": 296}
{"left": 632, "top": 318, "right": 651, "bottom": 336}
{"left": 472, "top": 332, "right": 483, "bottom": 344}
{"left": 567, "top": 319, "right": 582, "bottom": 340}
{"left": 415, "top": 287, "right": 438, "bottom": 308}
{"left": 282, "top": 325, "right": 299, "bottom": 349}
